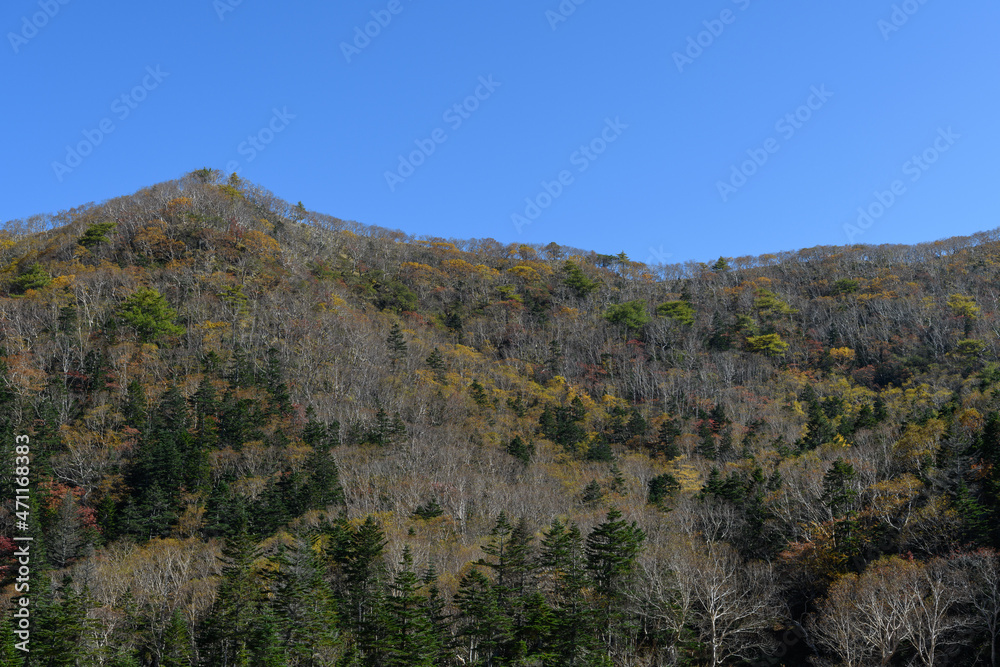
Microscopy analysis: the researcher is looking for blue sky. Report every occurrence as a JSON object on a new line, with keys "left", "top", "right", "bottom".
{"left": 3, "top": 1, "right": 998, "bottom": 264}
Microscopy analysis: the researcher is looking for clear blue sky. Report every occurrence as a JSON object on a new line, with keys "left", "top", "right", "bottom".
{"left": 3, "top": 1, "right": 998, "bottom": 264}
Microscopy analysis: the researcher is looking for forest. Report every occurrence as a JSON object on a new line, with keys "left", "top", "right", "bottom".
{"left": 3, "top": 169, "right": 1000, "bottom": 666}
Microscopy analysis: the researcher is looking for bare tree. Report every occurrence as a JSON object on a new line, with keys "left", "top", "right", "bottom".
{"left": 670, "top": 539, "right": 779, "bottom": 667}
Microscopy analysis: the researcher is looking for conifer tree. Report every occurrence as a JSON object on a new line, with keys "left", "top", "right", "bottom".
{"left": 271, "top": 537, "right": 340, "bottom": 664}
{"left": 585, "top": 510, "right": 645, "bottom": 652}
{"left": 540, "top": 520, "right": 594, "bottom": 664}
{"left": 0, "top": 616, "right": 18, "bottom": 666}
{"left": 421, "top": 564, "right": 453, "bottom": 666}
{"left": 387, "top": 321, "right": 407, "bottom": 369}
{"left": 160, "top": 609, "right": 193, "bottom": 667}
{"left": 342, "top": 516, "right": 389, "bottom": 663}
{"left": 386, "top": 546, "right": 435, "bottom": 667}
{"left": 426, "top": 347, "right": 446, "bottom": 383}
{"left": 455, "top": 569, "right": 510, "bottom": 667}
{"left": 198, "top": 526, "right": 273, "bottom": 666}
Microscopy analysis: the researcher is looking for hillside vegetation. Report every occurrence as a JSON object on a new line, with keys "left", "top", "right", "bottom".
{"left": 3, "top": 169, "right": 1000, "bottom": 665}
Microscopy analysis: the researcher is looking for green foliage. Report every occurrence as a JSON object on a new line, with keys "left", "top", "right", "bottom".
{"left": 387, "top": 321, "right": 407, "bottom": 367}
{"left": 753, "top": 288, "right": 796, "bottom": 318}
{"left": 745, "top": 332, "right": 789, "bottom": 356}
{"left": 412, "top": 498, "right": 444, "bottom": 520}
{"left": 648, "top": 473, "right": 680, "bottom": 507}
{"left": 822, "top": 459, "right": 857, "bottom": 519}
{"left": 79, "top": 221, "right": 116, "bottom": 249}
{"left": 118, "top": 286, "right": 185, "bottom": 343}
{"left": 9, "top": 262, "right": 51, "bottom": 294}
{"left": 956, "top": 338, "right": 986, "bottom": 357}
{"left": 425, "top": 347, "right": 445, "bottom": 382}
{"left": 563, "top": 260, "right": 598, "bottom": 297}
{"left": 831, "top": 278, "right": 859, "bottom": 295}
{"left": 582, "top": 479, "right": 603, "bottom": 506}
{"left": 657, "top": 300, "right": 696, "bottom": 326}
{"left": 538, "top": 399, "right": 587, "bottom": 451}
{"left": 603, "top": 300, "right": 651, "bottom": 332}
{"left": 506, "top": 435, "right": 535, "bottom": 464}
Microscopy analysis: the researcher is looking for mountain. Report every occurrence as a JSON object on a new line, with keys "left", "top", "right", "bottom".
{"left": 2, "top": 169, "right": 1000, "bottom": 665}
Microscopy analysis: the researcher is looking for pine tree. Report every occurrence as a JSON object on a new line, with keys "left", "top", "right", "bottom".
{"left": 264, "top": 347, "right": 292, "bottom": 416}
{"left": 387, "top": 321, "right": 408, "bottom": 369}
{"left": 426, "top": 348, "right": 446, "bottom": 383}
{"left": 0, "top": 616, "right": 18, "bottom": 666}
{"left": 582, "top": 479, "right": 604, "bottom": 506}
{"left": 271, "top": 537, "right": 340, "bottom": 665}
{"left": 160, "top": 609, "right": 193, "bottom": 667}
{"left": 455, "top": 570, "right": 510, "bottom": 667}
{"left": 33, "top": 576, "right": 96, "bottom": 666}
{"left": 540, "top": 520, "right": 594, "bottom": 664}
{"left": 422, "top": 564, "right": 453, "bottom": 666}
{"left": 585, "top": 510, "right": 645, "bottom": 652}
{"left": 386, "top": 546, "right": 435, "bottom": 666}
{"left": 506, "top": 435, "right": 534, "bottom": 465}
{"left": 654, "top": 416, "right": 682, "bottom": 459}
{"left": 822, "top": 459, "right": 857, "bottom": 519}
{"left": 198, "top": 527, "right": 272, "bottom": 665}
{"left": 342, "top": 516, "right": 389, "bottom": 663}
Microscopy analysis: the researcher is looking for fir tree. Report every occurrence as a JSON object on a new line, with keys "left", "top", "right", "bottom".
{"left": 386, "top": 546, "right": 435, "bottom": 667}
{"left": 585, "top": 510, "right": 645, "bottom": 652}
{"left": 271, "top": 537, "right": 340, "bottom": 664}
{"left": 342, "top": 516, "right": 389, "bottom": 663}
{"left": 160, "top": 609, "right": 193, "bottom": 667}
{"left": 387, "top": 321, "right": 408, "bottom": 369}
{"left": 426, "top": 347, "right": 446, "bottom": 383}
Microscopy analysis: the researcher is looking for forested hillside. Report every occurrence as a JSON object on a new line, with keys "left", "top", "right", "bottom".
{"left": 4, "top": 170, "right": 1000, "bottom": 665}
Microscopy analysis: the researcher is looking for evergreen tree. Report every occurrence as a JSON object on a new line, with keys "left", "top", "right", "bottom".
{"left": 585, "top": 510, "right": 645, "bottom": 652}
{"left": 32, "top": 576, "right": 96, "bottom": 666}
{"left": 387, "top": 321, "right": 408, "bottom": 369}
{"left": 160, "top": 609, "right": 193, "bottom": 667}
{"left": 506, "top": 435, "right": 534, "bottom": 465}
{"left": 386, "top": 546, "right": 435, "bottom": 667}
{"left": 271, "top": 537, "right": 340, "bottom": 665}
{"left": 198, "top": 527, "right": 273, "bottom": 666}
{"left": 421, "top": 564, "right": 453, "bottom": 666}
{"left": 582, "top": 479, "right": 604, "bottom": 506}
{"left": 540, "top": 520, "right": 595, "bottom": 664}
{"left": 648, "top": 473, "right": 680, "bottom": 508}
{"left": 342, "top": 516, "right": 389, "bottom": 663}
{"left": 426, "top": 347, "right": 446, "bottom": 383}
{"left": 264, "top": 347, "right": 292, "bottom": 416}
{"left": 455, "top": 570, "right": 510, "bottom": 667}
{"left": 822, "top": 459, "right": 857, "bottom": 520}
{"left": 653, "top": 416, "right": 682, "bottom": 459}
{"left": 0, "top": 616, "right": 19, "bottom": 666}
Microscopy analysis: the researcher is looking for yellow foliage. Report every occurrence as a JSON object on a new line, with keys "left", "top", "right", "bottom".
{"left": 893, "top": 419, "right": 945, "bottom": 470}
{"left": 509, "top": 265, "right": 542, "bottom": 282}
{"left": 829, "top": 347, "right": 855, "bottom": 364}
{"left": 241, "top": 230, "right": 281, "bottom": 260}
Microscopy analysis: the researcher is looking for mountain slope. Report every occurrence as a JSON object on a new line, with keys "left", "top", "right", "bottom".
{"left": 2, "top": 170, "right": 1000, "bottom": 665}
